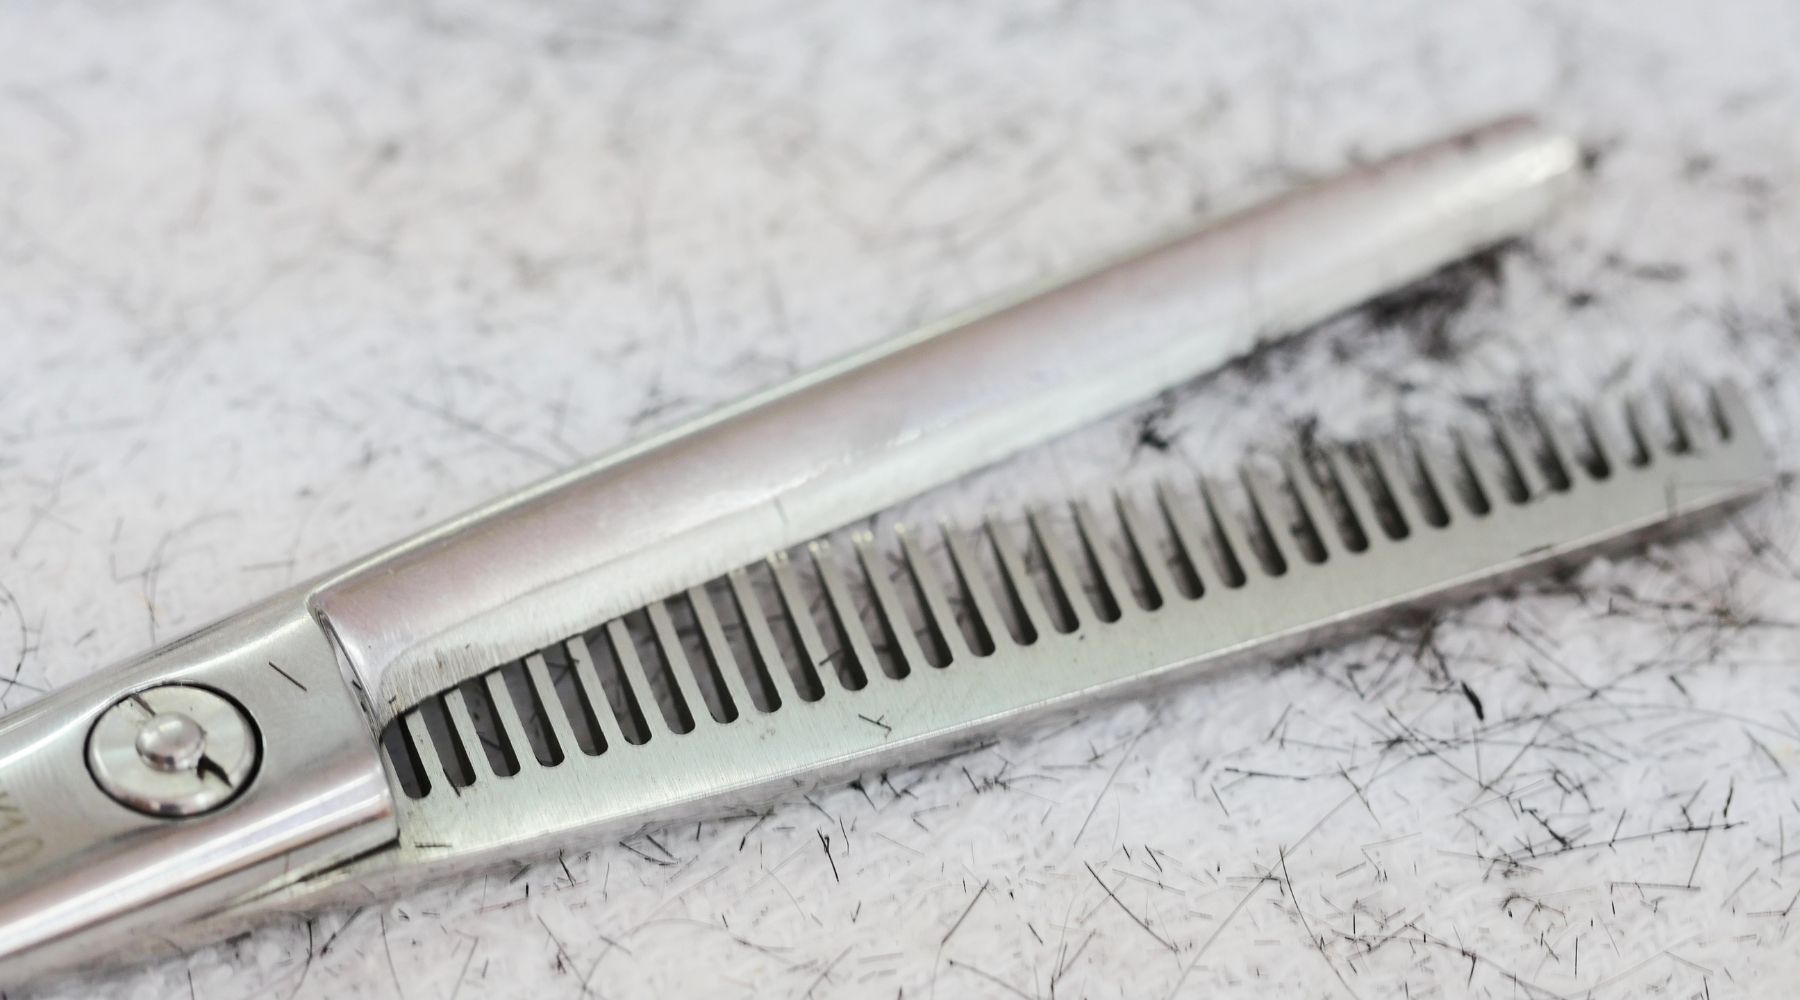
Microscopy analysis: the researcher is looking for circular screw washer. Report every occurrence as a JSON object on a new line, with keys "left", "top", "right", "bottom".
{"left": 87, "top": 685, "right": 259, "bottom": 817}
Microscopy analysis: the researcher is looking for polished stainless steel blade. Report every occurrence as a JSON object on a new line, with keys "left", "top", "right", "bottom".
{"left": 233, "top": 382, "right": 1770, "bottom": 918}
{"left": 0, "top": 115, "right": 1581, "bottom": 985}
{"left": 317, "top": 115, "right": 1580, "bottom": 727}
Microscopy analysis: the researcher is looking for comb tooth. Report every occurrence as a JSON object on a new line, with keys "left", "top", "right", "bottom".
{"left": 1696, "top": 384, "right": 1735, "bottom": 448}
{"left": 897, "top": 525, "right": 972, "bottom": 663}
{"left": 605, "top": 618, "right": 669, "bottom": 738}
{"left": 1413, "top": 437, "right": 1475, "bottom": 519}
{"left": 1367, "top": 438, "right": 1429, "bottom": 532}
{"left": 564, "top": 638, "right": 627, "bottom": 750}
{"left": 1539, "top": 407, "right": 1599, "bottom": 481}
{"left": 1638, "top": 388, "right": 1680, "bottom": 459}
{"left": 1656, "top": 380, "right": 1695, "bottom": 453}
{"left": 1027, "top": 506, "right": 1093, "bottom": 624}
{"left": 1154, "top": 479, "right": 1216, "bottom": 593}
{"left": 442, "top": 687, "right": 497, "bottom": 780}
{"left": 401, "top": 709, "right": 450, "bottom": 794}
{"left": 941, "top": 522, "right": 1005, "bottom": 654}
{"left": 1620, "top": 392, "right": 1648, "bottom": 467}
{"left": 482, "top": 671, "right": 539, "bottom": 765}
{"left": 1451, "top": 426, "right": 1511, "bottom": 506}
{"left": 646, "top": 599, "right": 714, "bottom": 725}
{"left": 686, "top": 584, "right": 759, "bottom": 714}
{"left": 811, "top": 540, "right": 883, "bottom": 688}
{"left": 1664, "top": 382, "right": 1722, "bottom": 452}
{"left": 1114, "top": 489, "right": 1181, "bottom": 602}
{"left": 1322, "top": 446, "right": 1386, "bottom": 546}
{"left": 768, "top": 551, "right": 836, "bottom": 696}
{"left": 1586, "top": 398, "right": 1641, "bottom": 470}
{"left": 1492, "top": 416, "right": 1549, "bottom": 500}
{"left": 985, "top": 515, "right": 1052, "bottom": 640}
{"left": 853, "top": 532, "right": 927, "bottom": 676}
{"left": 1305, "top": 448, "right": 1375, "bottom": 548}
{"left": 1238, "top": 465, "right": 1297, "bottom": 568}
{"left": 1071, "top": 498, "right": 1133, "bottom": 616}
{"left": 727, "top": 567, "right": 808, "bottom": 704}
{"left": 525, "top": 653, "right": 586, "bottom": 758}
{"left": 1198, "top": 476, "right": 1263, "bottom": 578}
{"left": 1709, "top": 380, "right": 1754, "bottom": 444}
{"left": 1525, "top": 408, "right": 1576, "bottom": 490}
{"left": 1566, "top": 403, "right": 1618, "bottom": 478}
{"left": 378, "top": 724, "right": 422, "bottom": 799}
{"left": 1278, "top": 451, "right": 1338, "bottom": 560}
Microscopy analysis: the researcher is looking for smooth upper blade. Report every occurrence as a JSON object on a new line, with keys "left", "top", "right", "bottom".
{"left": 310, "top": 116, "right": 1581, "bottom": 727}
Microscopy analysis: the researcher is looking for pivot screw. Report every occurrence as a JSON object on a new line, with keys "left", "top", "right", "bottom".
{"left": 135, "top": 713, "right": 207, "bottom": 772}
{"left": 87, "top": 685, "right": 260, "bottom": 817}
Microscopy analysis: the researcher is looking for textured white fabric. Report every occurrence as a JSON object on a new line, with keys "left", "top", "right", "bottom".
{"left": 4, "top": 2, "right": 1798, "bottom": 997}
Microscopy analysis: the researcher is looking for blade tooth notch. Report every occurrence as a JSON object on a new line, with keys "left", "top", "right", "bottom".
{"left": 767, "top": 551, "right": 840, "bottom": 696}
{"left": 402, "top": 707, "right": 452, "bottom": 794}
{"left": 600, "top": 619, "right": 664, "bottom": 742}
{"left": 1237, "top": 461, "right": 1300, "bottom": 571}
{"left": 809, "top": 540, "right": 879, "bottom": 690}
{"left": 646, "top": 599, "right": 720, "bottom": 727}
{"left": 442, "top": 686, "right": 499, "bottom": 780}
{"left": 526, "top": 652, "right": 588, "bottom": 760}
{"left": 1070, "top": 498, "right": 1133, "bottom": 618}
{"left": 564, "top": 635, "right": 629, "bottom": 750}
{"left": 984, "top": 515, "right": 1051, "bottom": 642}
{"left": 940, "top": 522, "right": 1003, "bottom": 656}
{"left": 483, "top": 670, "right": 548, "bottom": 768}
{"left": 1114, "top": 488, "right": 1182, "bottom": 604}
{"left": 726, "top": 566, "right": 808, "bottom": 705}
{"left": 1276, "top": 450, "right": 1337, "bottom": 563}
{"left": 896, "top": 525, "right": 972, "bottom": 665}
{"left": 1195, "top": 476, "right": 1255, "bottom": 584}
{"left": 1319, "top": 444, "right": 1381, "bottom": 540}
{"left": 854, "top": 531, "right": 928, "bottom": 677}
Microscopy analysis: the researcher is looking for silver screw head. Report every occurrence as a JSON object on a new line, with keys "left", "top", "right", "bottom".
{"left": 134, "top": 713, "right": 207, "bottom": 772}
{"left": 87, "top": 685, "right": 260, "bottom": 817}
